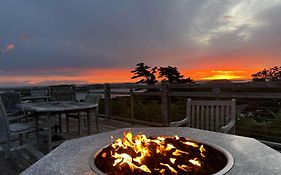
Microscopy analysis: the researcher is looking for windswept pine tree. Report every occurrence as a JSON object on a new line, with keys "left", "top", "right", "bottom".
{"left": 158, "top": 66, "right": 194, "bottom": 84}
{"left": 131, "top": 63, "right": 158, "bottom": 85}
{"left": 131, "top": 63, "right": 194, "bottom": 84}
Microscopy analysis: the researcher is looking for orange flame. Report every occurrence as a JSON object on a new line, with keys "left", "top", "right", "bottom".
{"left": 107, "top": 132, "right": 207, "bottom": 174}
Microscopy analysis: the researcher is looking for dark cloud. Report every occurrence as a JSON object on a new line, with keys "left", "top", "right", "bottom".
{"left": 0, "top": 0, "right": 201, "bottom": 70}
{"left": 0, "top": 0, "right": 280, "bottom": 78}
{"left": 0, "top": 67, "right": 82, "bottom": 76}
{"left": 0, "top": 80, "right": 87, "bottom": 88}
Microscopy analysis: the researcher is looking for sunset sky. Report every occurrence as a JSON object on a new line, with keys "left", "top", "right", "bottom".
{"left": 1, "top": 0, "right": 281, "bottom": 86}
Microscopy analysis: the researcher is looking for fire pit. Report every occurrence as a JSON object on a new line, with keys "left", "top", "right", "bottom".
{"left": 90, "top": 132, "right": 234, "bottom": 175}
{"left": 20, "top": 127, "right": 281, "bottom": 175}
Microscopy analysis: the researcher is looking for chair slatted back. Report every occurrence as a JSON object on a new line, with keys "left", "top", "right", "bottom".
{"left": 187, "top": 99, "right": 236, "bottom": 133}
{"left": 49, "top": 85, "right": 76, "bottom": 101}
{"left": 31, "top": 89, "right": 49, "bottom": 97}
{"left": 85, "top": 92, "right": 100, "bottom": 104}
{"left": 0, "top": 92, "right": 21, "bottom": 113}
{"left": 0, "top": 97, "right": 10, "bottom": 138}
{"left": 85, "top": 92, "right": 101, "bottom": 113}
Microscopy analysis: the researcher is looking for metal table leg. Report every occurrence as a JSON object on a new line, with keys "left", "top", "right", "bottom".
{"left": 47, "top": 113, "right": 52, "bottom": 152}
{"left": 78, "top": 112, "right": 81, "bottom": 135}
{"left": 87, "top": 110, "right": 92, "bottom": 135}
{"left": 58, "top": 114, "right": 62, "bottom": 132}
{"left": 35, "top": 115, "right": 39, "bottom": 147}
{"left": 95, "top": 108, "right": 99, "bottom": 132}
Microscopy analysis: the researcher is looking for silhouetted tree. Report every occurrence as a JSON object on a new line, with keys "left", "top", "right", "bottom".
{"left": 178, "top": 77, "right": 195, "bottom": 84}
{"left": 158, "top": 66, "right": 194, "bottom": 84}
{"left": 252, "top": 66, "right": 281, "bottom": 81}
{"left": 131, "top": 63, "right": 158, "bottom": 85}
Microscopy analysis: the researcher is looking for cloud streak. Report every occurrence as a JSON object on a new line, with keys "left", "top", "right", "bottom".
{"left": 1, "top": 43, "right": 15, "bottom": 54}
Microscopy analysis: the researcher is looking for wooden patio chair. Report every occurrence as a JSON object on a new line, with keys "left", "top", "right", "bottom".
{"left": 31, "top": 88, "right": 49, "bottom": 97}
{"left": 66, "top": 91, "right": 101, "bottom": 134}
{"left": 49, "top": 85, "right": 76, "bottom": 101}
{"left": 0, "top": 92, "right": 23, "bottom": 117}
{"left": 49, "top": 85, "right": 76, "bottom": 132}
{"left": 0, "top": 97, "right": 42, "bottom": 159}
{"left": 21, "top": 88, "right": 50, "bottom": 103}
{"left": 170, "top": 99, "right": 236, "bottom": 134}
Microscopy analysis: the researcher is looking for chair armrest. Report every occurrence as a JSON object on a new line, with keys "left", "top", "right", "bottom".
{"left": 7, "top": 111, "right": 23, "bottom": 117}
{"left": 221, "top": 120, "right": 235, "bottom": 133}
{"left": 169, "top": 117, "right": 189, "bottom": 127}
{"left": 8, "top": 115, "right": 27, "bottom": 122}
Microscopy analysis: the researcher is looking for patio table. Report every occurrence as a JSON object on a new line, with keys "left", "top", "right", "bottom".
{"left": 21, "top": 96, "right": 51, "bottom": 102}
{"left": 17, "top": 101, "right": 98, "bottom": 152}
{"left": 20, "top": 127, "right": 281, "bottom": 175}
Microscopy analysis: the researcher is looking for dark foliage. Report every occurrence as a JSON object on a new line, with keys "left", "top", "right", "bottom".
{"left": 252, "top": 66, "right": 281, "bottom": 81}
{"left": 158, "top": 66, "right": 194, "bottom": 84}
{"left": 131, "top": 63, "right": 158, "bottom": 85}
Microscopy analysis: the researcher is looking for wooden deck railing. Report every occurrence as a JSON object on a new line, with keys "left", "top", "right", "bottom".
{"left": 2, "top": 82, "right": 281, "bottom": 125}
{"left": 85, "top": 82, "right": 281, "bottom": 126}
{"left": 93, "top": 82, "right": 281, "bottom": 150}
{"left": 1, "top": 81, "right": 281, "bottom": 149}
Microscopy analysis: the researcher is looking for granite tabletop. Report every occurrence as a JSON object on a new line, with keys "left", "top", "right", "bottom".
{"left": 20, "top": 127, "right": 281, "bottom": 175}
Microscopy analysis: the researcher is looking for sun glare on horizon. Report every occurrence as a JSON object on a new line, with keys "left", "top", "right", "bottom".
{"left": 202, "top": 70, "right": 246, "bottom": 80}
{"left": 203, "top": 74, "right": 242, "bottom": 80}
{"left": 185, "top": 69, "right": 252, "bottom": 81}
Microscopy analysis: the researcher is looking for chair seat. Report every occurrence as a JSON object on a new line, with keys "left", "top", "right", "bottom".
{"left": 9, "top": 123, "right": 35, "bottom": 133}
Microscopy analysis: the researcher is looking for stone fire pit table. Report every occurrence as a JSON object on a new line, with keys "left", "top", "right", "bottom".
{"left": 20, "top": 127, "right": 281, "bottom": 175}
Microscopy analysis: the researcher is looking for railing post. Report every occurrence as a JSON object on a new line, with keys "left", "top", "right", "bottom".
{"left": 161, "top": 82, "right": 170, "bottom": 126}
{"left": 130, "top": 87, "right": 135, "bottom": 124}
{"left": 212, "top": 88, "right": 221, "bottom": 100}
{"left": 104, "top": 83, "right": 111, "bottom": 120}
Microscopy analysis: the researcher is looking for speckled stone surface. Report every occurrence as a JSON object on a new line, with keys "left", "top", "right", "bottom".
{"left": 20, "top": 127, "right": 281, "bottom": 175}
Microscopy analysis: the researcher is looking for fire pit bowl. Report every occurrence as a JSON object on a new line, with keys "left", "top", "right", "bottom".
{"left": 89, "top": 132, "right": 234, "bottom": 175}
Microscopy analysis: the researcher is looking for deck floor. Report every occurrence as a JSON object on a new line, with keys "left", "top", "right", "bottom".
{"left": 0, "top": 117, "right": 144, "bottom": 175}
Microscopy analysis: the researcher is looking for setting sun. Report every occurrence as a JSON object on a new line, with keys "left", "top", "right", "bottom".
{"left": 204, "top": 74, "right": 242, "bottom": 80}
{"left": 181, "top": 69, "right": 257, "bottom": 81}
{"left": 202, "top": 70, "right": 245, "bottom": 80}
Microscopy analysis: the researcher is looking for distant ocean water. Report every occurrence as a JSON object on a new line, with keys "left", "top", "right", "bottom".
{"left": 76, "top": 88, "right": 132, "bottom": 101}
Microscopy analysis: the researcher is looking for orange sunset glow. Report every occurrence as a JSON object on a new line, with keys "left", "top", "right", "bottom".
{"left": 0, "top": 67, "right": 258, "bottom": 86}
{"left": 0, "top": 0, "right": 280, "bottom": 86}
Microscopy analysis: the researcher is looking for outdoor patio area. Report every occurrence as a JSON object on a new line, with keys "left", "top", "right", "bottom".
{"left": 0, "top": 117, "right": 144, "bottom": 175}
{"left": 0, "top": 82, "right": 281, "bottom": 175}
{"left": 2, "top": 1, "right": 281, "bottom": 174}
